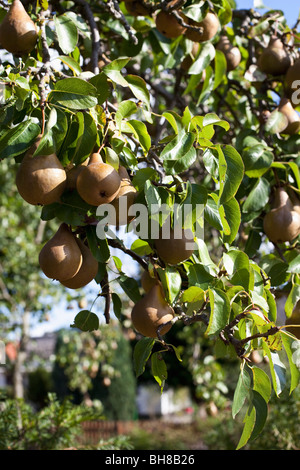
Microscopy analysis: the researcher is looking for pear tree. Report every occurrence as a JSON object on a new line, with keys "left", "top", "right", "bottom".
{"left": 0, "top": 0, "right": 300, "bottom": 449}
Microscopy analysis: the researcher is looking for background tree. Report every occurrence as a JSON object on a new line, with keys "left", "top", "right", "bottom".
{"left": 0, "top": 0, "right": 299, "bottom": 449}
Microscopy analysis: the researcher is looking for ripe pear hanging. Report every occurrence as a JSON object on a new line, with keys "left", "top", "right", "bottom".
{"left": 278, "top": 98, "right": 300, "bottom": 135}
{"left": 184, "top": 11, "right": 220, "bottom": 43}
{"left": 154, "top": 222, "right": 195, "bottom": 265}
{"left": 155, "top": 10, "right": 187, "bottom": 38}
{"left": 263, "top": 187, "right": 300, "bottom": 243}
{"left": 285, "top": 59, "right": 300, "bottom": 101}
{"left": 16, "top": 135, "right": 67, "bottom": 206}
{"left": 131, "top": 284, "right": 175, "bottom": 338}
{"left": 216, "top": 35, "right": 241, "bottom": 71}
{"left": 76, "top": 153, "right": 121, "bottom": 206}
{"left": 258, "top": 36, "right": 291, "bottom": 76}
{"left": 0, "top": 0, "right": 38, "bottom": 55}
{"left": 108, "top": 166, "right": 137, "bottom": 226}
{"left": 60, "top": 238, "right": 98, "bottom": 289}
{"left": 39, "top": 224, "right": 83, "bottom": 282}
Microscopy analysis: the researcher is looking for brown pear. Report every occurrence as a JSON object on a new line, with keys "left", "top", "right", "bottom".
{"left": 258, "top": 36, "right": 291, "bottom": 76}
{"left": 39, "top": 223, "right": 83, "bottom": 281}
{"left": 131, "top": 284, "right": 175, "bottom": 338}
{"left": 288, "top": 189, "right": 300, "bottom": 216}
{"left": 107, "top": 166, "right": 137, "bottom": 226}
{"left": 285, "top": 300, "right": 300, "bottom": 339}
{"left": 154, "top": 223, "right": 195, "bottom": 265}
{"left": 124, "top": 0, "right": 149, "bottom": 16}
{"left": 263, "top": 187, "right": 300, "bottom": 243}
{"left": 65, "top": 158, "right": 89, "bottom": 190}
{"left": 278, "top": 98, "right": 300, "bottom": 135}
{"left": 60, "top": 238, "right": 98, "bottom": 289}
{"left": 0, "top": 0, "right": 38, "bottom": 55}
{"left": 184, "top": 11, "right": 220, "bottom": 43}
{"left": 76, "top": 153, "right": 121, "bottom": 206}
{"left": 216, "top": 35, "right": 241, "bottom": 71}
{"left": 155, "top": 10, "right": 187, "bottom": 39}
{"left": 285, "top": 59, "right": 300, "bottom": 101}
{"left": 141, "top": 269, "right": 158, "bottom": 293}
{"left": 16, "top": 135, "right": 67, "bottom": 205}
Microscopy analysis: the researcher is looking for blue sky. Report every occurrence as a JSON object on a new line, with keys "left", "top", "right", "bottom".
{"left": 236, "top": 0, "right": 299, "bottom": 27}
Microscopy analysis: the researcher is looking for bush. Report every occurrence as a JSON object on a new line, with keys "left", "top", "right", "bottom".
{"left": 0, "top": 392, "right": 102, "bottom": 450}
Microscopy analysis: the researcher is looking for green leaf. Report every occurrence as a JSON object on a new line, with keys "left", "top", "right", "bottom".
{"left": 102, "top": 57, "right": 131, "bottom": 87}
{"left": 287, "top": 254, "right": 300, "bottom": 274}
{"left": 118, "top": 274, "right": 142, "bottom": 303}
{"left": 219, "top": 145, "right": 244, "bottom": 204}
{"left": 48, "top": 78, "right": 98, "bottom": 110}
{"left": 188, "top": 43, "right": 215, "bottom": 75}
{"left": 112, "top": 292, "right": 122, "bottom": 321}
{"left": 262, "top": 344, "right": 286, "bottom": 397}
{"left": 206, "top": 288, "right": 230, "bottom": 336}
{"left": 236, "top": 403, "right": 256, "bottom": 450}
{"left": 157, "top": 266, "right": 182, "bottom": 304}
{"left": 242, "top": 177, "right": 270, "bottom": 213}
{"left": 214, "top": 49, "right": 227, "bottom": 89}
{"left": 232, "top": 367, "right": 251, "bottom": 418}
{"left": 222, "top": 197, "right": 241, "bottom": 245}
{"left": 130, "top": 239, "right": 153, "bottom": 256}
{"left": 54, "top": 14, "right": 78, "bottom": 55}
{"left": 281, "top": 332, "right": 300, "bottom": 393}
{"left": 160, "top": 130, "right": 197, "bottom": 175}
{"left": 223, "top": 249, "right": 252, "bottom": 291}
{"left": 187, "top": 264, "right": 215, "bottom": 290}
{"left": 0, "top": 119, "right": 40, "bottom": 159}
{"left": 250, "top": 391, "right": 268, "bottom": 442}
{"left": 57, "top": 55, "right": 82, "bottom": 75}
{"left": 71, "top": 310, "right": 99, "bottom": 332}
{"left": 151, "top": 352, "right": 168, "bottom": 392}
{"left": 132, "top": 167, "right": 158, "bottom": 191}
{"left": 204, "top": 195, "right": 224, "bottom": 231}
{"left": 85, "top": 225, "right": 110, "bottom": 263}
{"left": 133, "top": 337, "right": 155, "bottom": 377}
{"left": 265, "top": 109, "right": 288, "bottom": 134}
{"left": 126, "top": 75, "right": 150, "bottom": 110}
{"left": 242, "top": 144, "right": 274, "bottom": 178}
{"left": 252, "top": 366, "right": 272, "bottom": 403}
{"left": 73, "top": 112, "right": 97, "bottom": 164}
{"left": 115, "top": 100, "right": 138, "bottom": 130}
{"left": 285, "top": 283, "right": 300, "bottom": 318}
{"left": 126, "top": 119, "right": 151, "bottom": 153}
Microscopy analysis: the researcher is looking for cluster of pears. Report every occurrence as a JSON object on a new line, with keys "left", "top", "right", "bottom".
{"left": 263, "top": 187, "right": 300, "bottom": 244}
{"left": 71, "top": 152, "right": 137, "bottom": 227}
{"left": 124, "top": 1, "right": 241, "bottom": 73}
{"left": 39, "top": 223, "right": 99, "bottom": 290}
{"left": 131, "top": 271, "right": 175, "bottom": 338}
{"left": 0, "top": 0, "right": 38, "bottom": 56}
{"left": 257, "top": 35, "right": 300, "bottom": 135}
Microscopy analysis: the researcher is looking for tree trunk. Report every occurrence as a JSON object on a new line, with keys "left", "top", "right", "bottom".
{"left": 13, "top": 309, "right": 31, "bottom": 400}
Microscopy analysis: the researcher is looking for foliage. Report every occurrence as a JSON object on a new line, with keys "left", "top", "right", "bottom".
{"left": 0, "top": 0, "right": 300, "bottom": 449}
{"left": 0, "top": 392, "right": 103, "bottom": 450}
{"left": 53, "top": 324, "right": 137, "bottom": 420}
{"left": 203, "top": 386, "right": 300, "bottom": 450}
